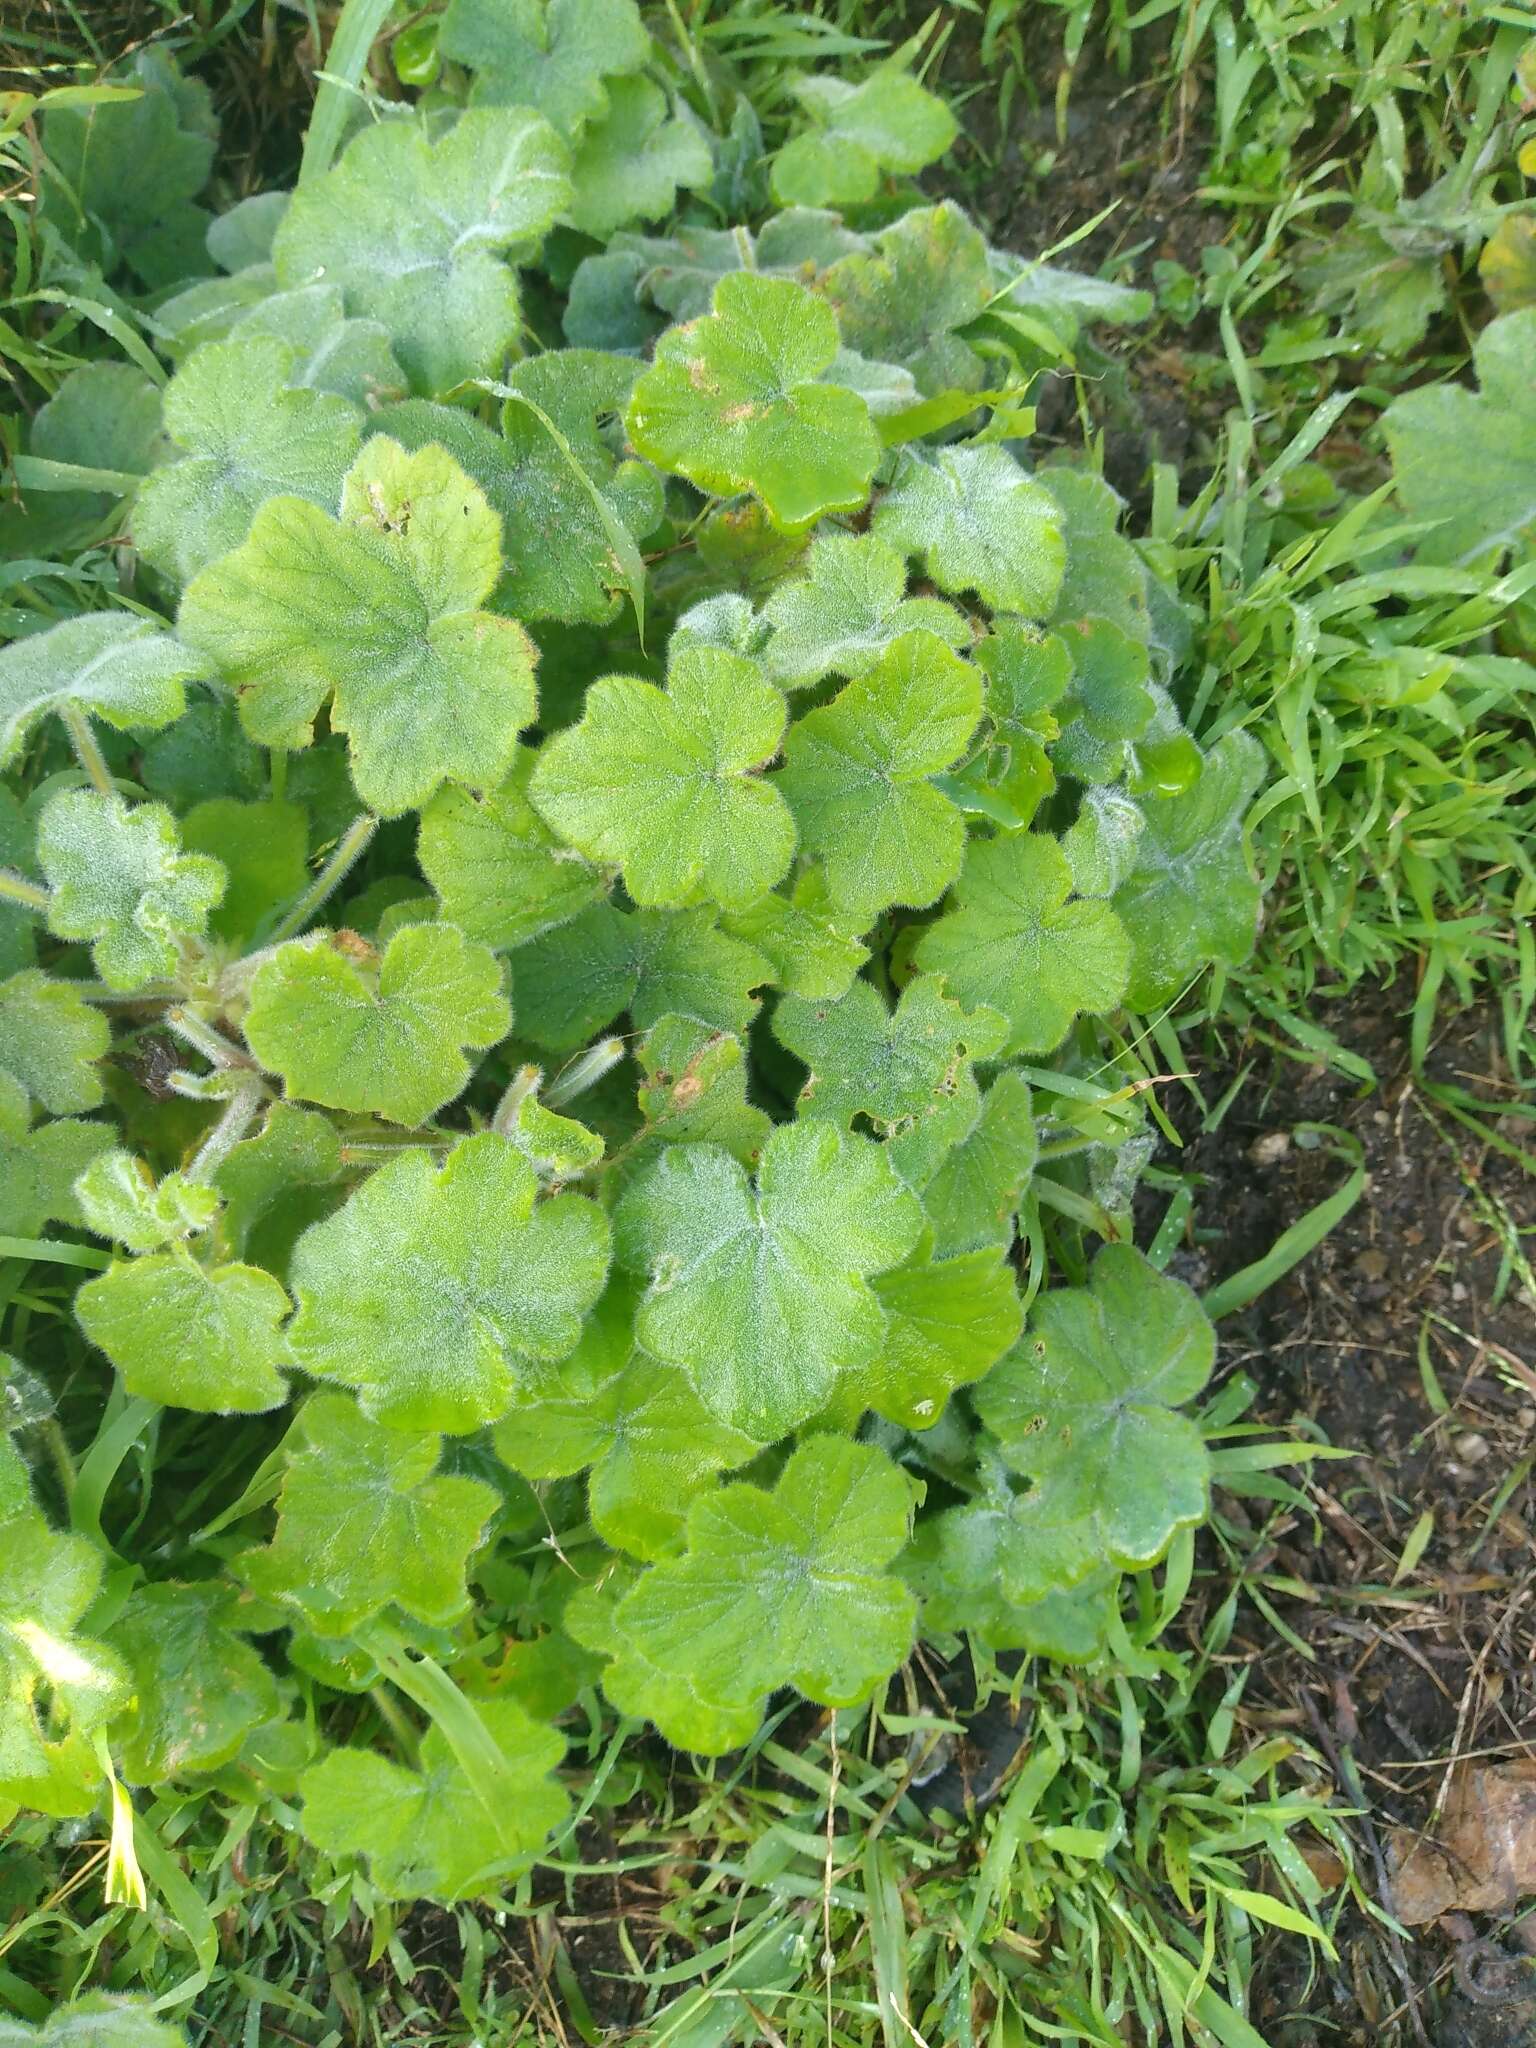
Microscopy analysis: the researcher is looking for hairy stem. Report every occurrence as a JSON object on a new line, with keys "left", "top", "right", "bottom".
{"left": 60, "top": 700, "right": 117, "bottom": 798}
{"left": 265, "top": 813, "right": 378, "bottom": 948}
{"left": 0, "top": 868, "right": 49, "bottom": 913}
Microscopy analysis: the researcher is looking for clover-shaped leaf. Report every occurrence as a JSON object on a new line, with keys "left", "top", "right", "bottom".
{"left": 760, "top": 531, "right": 967, "bottom": 691}
{"left": 133, "top": 337, "right": 362, "bottom": 585}
{"left": 229, "top": 282, "right": 408, "bottom": 407}
{"left": 441, "top": 0, "right": 650, "bottom": 137}
{"left": 821, "top": 202, "right": 992, "bottom": 396}
{"left": 287, "top": 1132, "right": 610, "bottom": 1432}
{"left": 566, "top": 78, "right": 712, "bottom": 239}
{"left": 771, "top": 71, "right": 957, "bottom": 208}
{"left": 0, "top": 616, "right": 204, "bottom": 772}
{"left": 615, "top": 1119, "right": 922, "bottom": 1439}
{"left": 243, "top": 923, "right": 510, "bottom": 1127}
{"left": 513, "top": 903, "right": 772, "bottom": 1050}
{"left": 0, "top": 1102, "right": 110, "bottom": 1239}
{"left": 1381, "top": 306, "right": 1536, "bottom": 564}
{"left": 627, "top": 272, "right": 881, "bottom": 532}
{"left": 974, "top": 1244, "right": 1215, "bottom": 1569}
{"left": 601, "top": 1436, "right": 915, "bottom": 1752}
{"left": 530, "top": 647, "right": 795, "bottom": 912}
{"left": 37, "top": 791, "right": 225, "bottom": 990}
{"left": 419, "top": 751, "right": 602, "bottom": 951}
{"left": 273, "top": 109, "right": 571, "bottom": 397}
{"left": 774, "top": 971, "right": 1005, "bottom": 1132}
{"left": 1, "top": 1437, "right": 129, "bottom": 1816}
{"left": 299, "top": 1697, "right": 567, "bottom": 1901}
{"left": 776, "top": 628, "right": 982, "bottom": 928}
{"left": 74, "top": 1150, "right": 219, "bottom": 1252}
{"left": 75, "top": 1253, "right": 292, "bottom": 1413}
{"left": 852, "top": 1244, "right": 1023, "bottom": 1431}
{"left": 104, "top": 1582, "right": 281, "bottom": 1784}
{"left": 178, "top": 437, "right": 538, "bottom": 816}
{"left": 874, "top": 445, "right": 1065, "bottom": 616}
{"left": 915, "top": 832, "right": 1130, "bottom": 1055}
{"left": 916, "top": 1069, "right": 1038, "bottom": 1258}
{"left": 241, "top": 1394, "right": 499, "bottom": 1633}
{"left": 1112, "top": 732, "right": 1263, "bottom": 1009}
{"left": 0, "top": 971, "right": 109, "bottom": 1118}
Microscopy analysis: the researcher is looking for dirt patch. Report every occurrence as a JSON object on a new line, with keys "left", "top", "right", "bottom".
{"left": 1153, "top": 988, "right": 1536, "bottom": 2045}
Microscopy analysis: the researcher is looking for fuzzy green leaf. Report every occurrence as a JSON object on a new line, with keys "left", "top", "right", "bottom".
{"left": 627, "top": 272, "right": 881, "bottom": 532}
{"left": 774, "top": 971, "right": 1005, "bottom": 1132}
{"left": 771, "top": 72, "right": 956, "bottom": 208}
{"left": 915, "top": 832, "right": 1130, "bottom": 1055}
{"left": 975, "top": 1245, "right": 1215, "bottom": 1568}
{"left": 0, "top": 971, "right": 109, "bottom": 1118}
{"left": 0, "top": 1103, "right": 110, "bottom": 1239}
{"left": 298, "top": 1698, "right": 567, "bottom": 1901}
{"left": 1051, "top": 618, "right": 1155, "bottom": 786}
{"left": 37, "top": 791, "right": 225, "bottom": 990}
{"left": 602, "top": 1436, "right": 916, "bottom": 1751}
{"left": 105, "top": 1582, "right": 281, "bottom": 1784}
{"left": 855, "top": 1244, "right": 1023, "bottom": 1430}
{"left": 917, "top": 1069, "right": 1037, "bottom": 1258}
{"left": 0, "top": 615, "right": 204, "bottom": 771}
{"left": 874, "top": 446, "right": 1065, "bottom": 615}
{"left": 243, "top": 923, "right": 510, "bottom": 1126}
{"left": 180, "top": 796, "right": 309, "bottom": 945}
{"left": 273, "top": 109, "right": 572, "bottom": 397}
{"left": 566, "top": 78, "right": 712, "bottom": 238}
{"left": 615, "top": 1119, "right": 922, "bottom": 1438}
{"left": 75, "top": 1252, "right": 292, "bottom": 1413}
{"left": 213, "top": 1101, "right": 343, "bottom": 1264}
{"left": 419, "top": 751, "right": 602, "bottom": 951}
{"left": 530, "top": 648, "right": 795, "bottom": 911}
{"left": 74, "top": 1150, "right": 220, "bottom": 1252}
{"left": 242, "top": 1393, "right": 499, "bottom": 1633}
{"left": 133, "top": 336, "right": 362, "bottom": 584}
{"left": 0, "top": 1993, "right": 189, "bottom": 2047}
{"left": 821, "top": 201, "right": 991, "bottom": 396}
{"left": 760, "top": 531, "right": 967, "bottom": 691}
{"left": 1381, "top": 307, "right": 1536, "bottom": 564}
{"left": 287, "top": 1133, "right": 610, "bottom": 1432}
{"left": 967, "top": 621, "right": 1072, "bottom": 826}
{"left": 512, "top": 902, "right": 772, "bottom": 1050}
{"left": 622, "top": 1015, "right": 771, "bottom": 1181}
{"left": 178, "top": 437, "right": 539, "bottom": 816}
{"left": 776, "top": 629, "right": 981, "bottom": 928}
{"left": 720, "top": 880, "right": 866, "bottom": 1000}
{"left": 1112, "top": 732, "right": 1264, "bottom": 1009}
{"left": 442, "top": 0, "right": 650, "bottom": 137}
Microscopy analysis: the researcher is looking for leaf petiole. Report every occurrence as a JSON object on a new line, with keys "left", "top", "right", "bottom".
{"left": 0, "top": 868, "right": 50, "bottom": 913}
{"left": 262, "top": 812, "right": 379, "bottom": 948}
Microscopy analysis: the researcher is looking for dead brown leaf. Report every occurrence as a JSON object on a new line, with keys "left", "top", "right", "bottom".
{"left": 1387, "top": 1761, "right": 1536, "bottom": 1924}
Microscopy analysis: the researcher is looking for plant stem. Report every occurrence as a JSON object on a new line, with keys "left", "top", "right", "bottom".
{"left": 0, "top": 868, "right": 49, "bottom": 913}
{"left": 165, "top": 1005, "right": 258, "bottom": 1071}
{"left": 265, "top": 813, "right": 378, "bottom": 947}
{"left": 187, "top": 1077, "right": 266, "bottom": 1183}
{"left": 60, "top": 700, "right": 117, "bottom": 798}
{"left": 546, "top": 1036, "right": 626, "bottom": 1109}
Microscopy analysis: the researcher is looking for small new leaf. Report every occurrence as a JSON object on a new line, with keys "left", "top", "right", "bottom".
{"left": 773, "top": 971, "right": 1005, "bottom": 1131}
{"left": 760, "top": 531, "right": 967, "bottom": 691}
{"left": 243, "top": 923, "right": 510, "bottom": 1126}
{"left": 626, "top": 272, "right": 881, "bottom": 532}
{"left": 75, "top": 1149, "right": 220, "bottom": 1252}
{"left": 37, "top": 791, "right": 225, "bottom": 990}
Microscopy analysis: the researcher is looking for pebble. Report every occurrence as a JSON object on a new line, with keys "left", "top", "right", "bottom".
{"left": 1249, "top": 1130, "right": 1291, "bottom": 1166}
